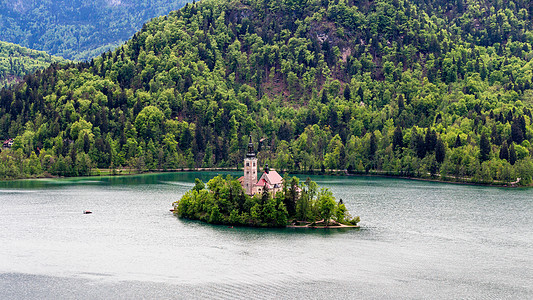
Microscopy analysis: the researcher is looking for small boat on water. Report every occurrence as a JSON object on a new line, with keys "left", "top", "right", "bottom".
{"left": 83, "top": 210, "right": 92, "bottom": 214}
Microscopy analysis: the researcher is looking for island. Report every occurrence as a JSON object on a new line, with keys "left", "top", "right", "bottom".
{"left": 172, "top": 137, "right": 359, "bottom": 228}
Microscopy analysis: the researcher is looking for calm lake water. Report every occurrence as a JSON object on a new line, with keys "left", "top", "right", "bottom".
{"left": 0, "top": 172, "right": 532, "bottom": 299}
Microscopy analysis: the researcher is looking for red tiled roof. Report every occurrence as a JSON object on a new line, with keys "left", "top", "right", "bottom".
{"left": 263, "top": 170, "right": 282, "bottom": 185}
{"left": 255, "top": 178, "right": 268, "bottom": 187}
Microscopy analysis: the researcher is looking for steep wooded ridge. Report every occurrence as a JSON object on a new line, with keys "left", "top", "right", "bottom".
{"left": 0, "top": 41, "right": 68, "bottom": 89}
{"left": 0, "top": 0, "right": 190, "bottom": 60}
{"left": 1, "top": 0, "right": 533, "bottom": 185}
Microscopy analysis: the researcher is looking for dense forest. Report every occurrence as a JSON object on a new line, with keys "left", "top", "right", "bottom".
{"left": 174, "top": 175, "right": 359, "bottom": 227}
{"left": 0, "top": 41, "right": 67, "bottom": 88}
{"left": 1, "top": 0, "right": 533, "bottom": 185}
{"left": 0, "top": 0, "right": 190, "bottom": 60}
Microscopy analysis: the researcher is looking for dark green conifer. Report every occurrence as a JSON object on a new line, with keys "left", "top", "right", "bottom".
{"left": 392, "top": 126, "right": 403, "bottom": 151}
{"left": 369, "top": 132, "right": 377, "bottom": 159}
{"left": 343, "top": 85, "right": 351, "bottom": 101}
{"left": 511, "top": 123, "right": 524, "bottom": 144}
{"left": 435, "top": 138, "right": 446, "bottom": 163}
{"left": 479, "top": 133, "right": 491, "bottom": 162}
{"left": 509, "top": 143, "right": 517, "bottom": 165}
{"left": 499, "top": 141, "right": 509, "bottom": 161}
{"left": 454, "top": 134, "right": 462, "bottom": 148}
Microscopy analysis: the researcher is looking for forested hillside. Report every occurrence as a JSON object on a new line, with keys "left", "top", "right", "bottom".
{"left": 0, "top": 41, "right": 68, "bottom": 88}
{"left": 0, "top": 0, "right": 190, "bottom": 60}
{"left": 1, "top": 0, "right": 533, "bottom": 185}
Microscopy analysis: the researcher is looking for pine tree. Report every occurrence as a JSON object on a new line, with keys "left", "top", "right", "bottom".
{"left": 509, "top": 143, "right": 517, "bottom": 165}
{"left": 415, "top": 133, "right": 426, "bottom": 158}
{"left": 392, "top": 126, "right": 403, "bottom": 150}
{"left": 454, "top": 134, "right": 462, "bottom": 148}
{"left": 435, "top": 138, "right": 446, "bottom": 163}
{"left": 83, "top": 133, "right": 90, "bottom": 153}
{"left": 425, "top": 129, "right": 437, "bottom": 152}
{"left": 499, "top": 141, "right": 509, "bottom": 161}
{"left": 398, "top": 95, "right": 405, "bottom": 112}
{"left": 369, "top": 132, "right": 377, "bottom": 159}
{"left": 343, "top": 85, "right": 351, "bottom": 101}
{"left": 321, "top": 90, "right": 328, "bottom": 103}
{"left": 511, "top": 123, "right": 524, "bottom": 144}
{"left": 479, "top": 133, "right": 491, "bottom": 162}
{"left": 357, "top": 86, "right": 364, "bottom": 102}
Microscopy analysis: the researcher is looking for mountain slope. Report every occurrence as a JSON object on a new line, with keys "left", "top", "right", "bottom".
{"left": 0, "top": 0, "right": 191, "bottom": 60}
{"left": 0, "top": 41, "right": 68, "bottom": 88}
{"left": 1, "top": 0, "right": 533, "bottom": 184}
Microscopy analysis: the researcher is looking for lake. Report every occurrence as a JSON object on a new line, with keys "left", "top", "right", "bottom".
{"left": 1, "top": 172, "right": 532, "bottom": 299}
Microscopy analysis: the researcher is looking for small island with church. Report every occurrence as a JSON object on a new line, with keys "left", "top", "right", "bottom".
{"left": 172, "top": 136, "right": 360, "bottom": 228}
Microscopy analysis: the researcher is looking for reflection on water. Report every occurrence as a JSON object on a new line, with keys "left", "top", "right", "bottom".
{"left": 0, "top": 172, "right": 532, "bottom": 299}
{"left": 0, "top": 171, "right": 241, "bottom": 189}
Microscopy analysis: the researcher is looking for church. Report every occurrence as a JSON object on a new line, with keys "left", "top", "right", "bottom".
{"left": 239, "top": 136, "right": 283, "bottom": 196}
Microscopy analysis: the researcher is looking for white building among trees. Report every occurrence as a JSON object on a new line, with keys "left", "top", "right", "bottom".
{"left": 239, "top": 136, "right": 283, "bottom": 196}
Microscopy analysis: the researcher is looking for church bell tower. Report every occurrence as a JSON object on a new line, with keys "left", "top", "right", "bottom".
{"left": 244, "top": 135, "right": 258, "bottom": 195}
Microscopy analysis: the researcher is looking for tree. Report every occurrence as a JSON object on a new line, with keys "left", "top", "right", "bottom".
{"left": 343, "top": 85, "right": 351, "bottom": 101}
{"left": 511, "top": 123, "right": 524, "bottom": 144}
{"left": 193, "top": 178, "right": 205, "bottom": 192}
{"left": 275, "top": 202, "right": 288, "bottom": 227}
{"left": 479, "top": 133, "right": 491, "bottom": 162}
{"left": 261, "top": 184, "right": 270, "bottom": 205}
{"left": 83, "top": 133, "right": 90, "bottom": 153}
{"left": 392, "top": 126, "right": 403, "bottom": 151}
{"left": 283, "top": 176, "right": 299, "bottom": 216}
{"left": 209, "top": 205, "right": 222, "bottom": 224}
{"left": 454, "top": 134, "right": 462, "bottom": 148}
{"left": 321, "top": 90, "right": 328, "bottom": 103}
{"left": 369, "top": 132, "right": 377, "bottom": 159}
{"left": 414, "top": 132, "right": 426, "bottom": 158}
{"left": 499, "top": 141, "right": 509, "bottom": 161}
{"left": 425, "top": 129, "right": 437, "bottom": 152}
{"left": 318, "top": 189, "right": 336, "bottom": 226}
{"left": 435, "top": 138, "right": 446, "bottom": 163}
{"left": 334, "top": 200, "right": 347, "bottom": 223}
{"left": 509, "top": 143, "right": 517, "bottom": 165}
{"left": 3, "top": 0, "right": 533, "bottom": 188}
{"left": 134, "top": 106, "right": 164, "bottom": 140}
{"left": 397, "top": 94, "right": 405, "bottom": 112}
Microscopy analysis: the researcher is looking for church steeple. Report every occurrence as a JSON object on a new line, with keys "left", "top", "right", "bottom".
{"left": 246, "top": 135, "right": 256, "bottom": 158}
{"left": 243, "top": 135, "right": 258, "bottom": 195}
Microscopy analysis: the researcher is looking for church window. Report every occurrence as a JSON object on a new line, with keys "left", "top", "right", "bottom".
{"left": 246, "top": 162, "right": 249, "bottom": 166}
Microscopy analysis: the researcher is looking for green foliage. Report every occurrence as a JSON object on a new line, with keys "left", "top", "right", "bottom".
{"left": 318, "top": 189, "right": 336, "bottom": 225}
{"left": 293, "top": 176, "right": 356, "bottom": 225}
{"left": 193, "top": 178, "right": 205, "bottom": 192}
{"left": 173, "top": 175, "right": 356, "bottom": 227}
{"left": 2, "top": 0, "right": 533, "bottom": 186}
{"left": 0, "top": 41, "right": 67, "bottom": 88}
{"left": 173, "top": 175, "right": 288, "bottom": 227}
{"left": 0, "top": 0, "right": 191, "bottom": 60}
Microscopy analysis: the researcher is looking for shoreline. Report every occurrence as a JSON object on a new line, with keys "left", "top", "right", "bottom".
{"left": 287, "top": 224, "right": 360, "bottom": 229}
{"left": 1, "top": 167, "right": 530, "bottom": 188}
